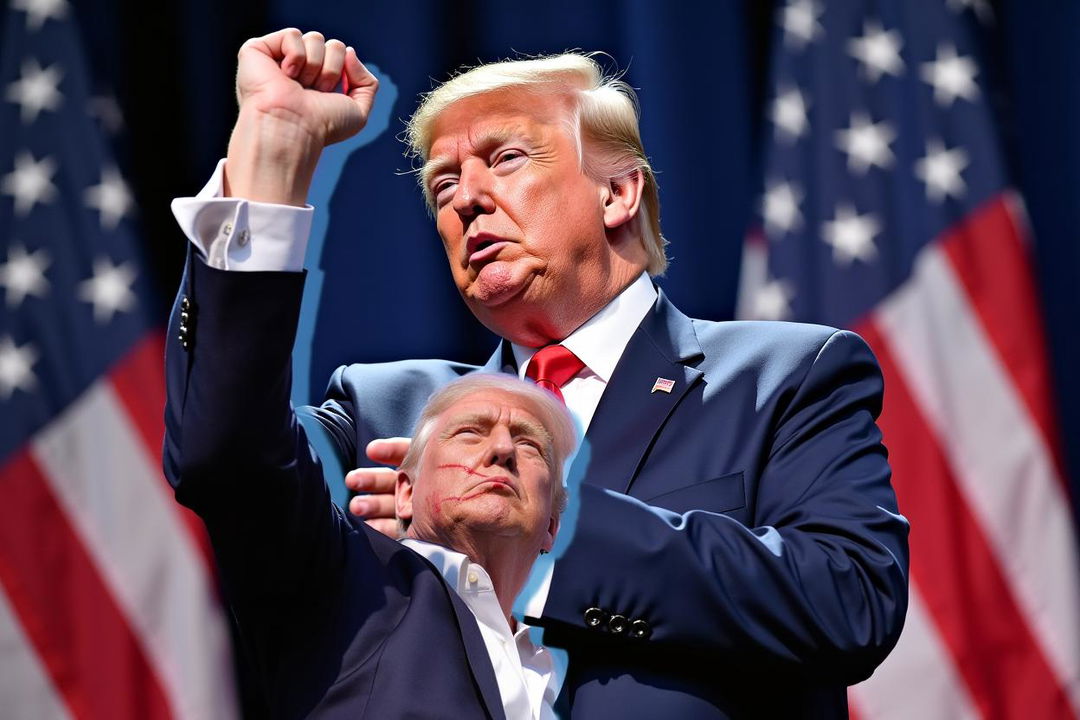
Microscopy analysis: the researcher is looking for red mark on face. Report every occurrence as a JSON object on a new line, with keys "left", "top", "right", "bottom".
{"left": 436, "top": 463, "right": 490, "bottom": 477}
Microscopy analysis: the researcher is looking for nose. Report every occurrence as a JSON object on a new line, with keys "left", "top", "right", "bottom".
{"left": 452, "top": 160, "right": 496, "bottom": 219}
{"left": 485, "top": 425, "right": 517, "bottom": 474}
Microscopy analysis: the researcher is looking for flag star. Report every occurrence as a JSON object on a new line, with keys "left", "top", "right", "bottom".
{"left": 78, "top": 257, "right": 137, "bottom": 323}
{"left": 822, "top": 204, "right": 880, "bottom": 264}
{"left": 948, "top": 0, "right": 994, "bottom": 24}
{"left": 771, "top": 86, "right": 810, "bottom": 142}
{"left": 1, "top": 151, "right": 58, "bottom": 216}
{"left": 847, "top": 20, "right": 905, "bottom": 82}
{"left": 915, "top": 140, "right": 969, "bottom": 202}
{"left": 762, "top": 180, "right": 803, "bottom": 237}
{"left": 920, "top": 44, "right": 979, "bottom": 107}
{"left": 0, "top": 336, "right": 38, "bottom": 400}
{"left": 0, "top": 244, "right": 51, "bottom": 307}
{"left": 5, "top": 58, "right": 64, "bottom": 124}
{"left": 752, "top": 277, "right": 795, "bottom": 321}
{"left": 84, "top": 167, "right": 134, "bottom": 230}
{"left": 11, "top": 0, "right": 69, "bottom": 31}
{"left": 88, "top": 93, "right": 125, "bottom": 134}
{"left": 780, "top": 0, "right": 824, "bottom": 50}
{"left": 835, "top": 112, "right": 896, "bottom": 174}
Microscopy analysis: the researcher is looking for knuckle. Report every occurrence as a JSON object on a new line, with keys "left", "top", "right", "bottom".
{"left": 303, "top": 30, "right": 325, "bottom": 42}
{"left": 326, "top": 38, "right": 345, "bottom": 50}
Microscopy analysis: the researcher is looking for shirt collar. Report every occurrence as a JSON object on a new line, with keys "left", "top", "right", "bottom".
{"left": 511, "top": 272, "right": 657, "bottom": 382}
{"left": 400, "top": 538, "right": 511, "bottom": 632}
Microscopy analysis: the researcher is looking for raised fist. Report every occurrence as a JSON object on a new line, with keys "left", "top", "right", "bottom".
{"left": 225, "top": 28, "right": 379, "bottom": 205}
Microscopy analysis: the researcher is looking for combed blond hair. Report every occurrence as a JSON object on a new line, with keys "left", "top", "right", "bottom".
{"left": 398, "top": 374, "right": 577, "bottom": 532}
{"left": 405, "top": 52, "right": 669, "bottom": 276}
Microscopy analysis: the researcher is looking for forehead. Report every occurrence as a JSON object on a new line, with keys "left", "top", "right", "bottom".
{"left": 436, "top": 389, "right": 547, "bottom": 430}
{"left": 426, "top": 88, "right": 575, "bottom": 161}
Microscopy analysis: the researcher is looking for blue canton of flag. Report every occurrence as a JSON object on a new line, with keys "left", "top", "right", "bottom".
{"left": 0, "top": 1, "right": 238, "bottom": 717}
{"left": 739, "top": 2, "right": 1080, "bottom": 718}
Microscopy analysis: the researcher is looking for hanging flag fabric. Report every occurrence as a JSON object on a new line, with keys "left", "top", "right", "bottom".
{"left": 0, "top": 4, "right": 238, "bottom": 718}
{"left": 739, "top": 2, "right": 1079, "bottom": 718}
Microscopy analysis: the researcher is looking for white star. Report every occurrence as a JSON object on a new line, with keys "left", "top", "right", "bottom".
{"left": 0, "top": 336, "right": 38, "bottom": 400}
{"left": 847, "top": 20, "right": 905, "bottom": 82}
{"left": 1, "top": 151, "right": 58, "bottom": 216}
{"left": 752, "top": 278, "right": 795, "bottom": 321}
{"left": 822, "top": 204, "right": 880, "bottom": 265}
{"left": 88, "top": 94, "right": 124, "bottom": 134}
{"left": 0, "top": 244, "right": 50, "bottom": 307}
{"left": 762, "top": 180, "right": 803, "bottom": 237}
{"left": 921, "top": 44, "right": 979, "bottom": 107}
{"left": 77, "top": 257, "right": 137, "bottom": 323}
{"left": 915, "top": 139, "right": 969, "bottom": 203}
{"left": 835, "top": 112, "right": 896, "bottom": 174}
{"left": 948, "top": 0, "right": 994, "bottom": 24}
{"left": 780, "top": 0, "right": 824, "bottom": 50}
{"left": 84, "top": 167, "right": 134, "bottom": 230}
{"left": 11, "top": 0, "right": 68, "bottom": 31}
{"left": 5, "top": 58, "right": 63, "bottom": 124}
{"left": 771, "top": 86, "right": 810, "bottom": 142}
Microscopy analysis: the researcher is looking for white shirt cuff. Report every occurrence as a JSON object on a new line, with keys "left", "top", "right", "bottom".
{"left": 170, "top": 158, "right": 314, "bottom": 272}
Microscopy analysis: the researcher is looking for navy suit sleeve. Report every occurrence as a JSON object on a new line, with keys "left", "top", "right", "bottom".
{"left": 163, "top": 253, "right": 348, "bottom": 604}
{"left": 541, "top": 330, "right": 909, "bottom": 684}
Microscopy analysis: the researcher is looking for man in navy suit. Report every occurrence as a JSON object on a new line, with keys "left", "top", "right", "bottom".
{"left": 166, "top": 354, "right": 576, "bottom": 717}
{"left": 172, "top": 28, "right": 909, "bottom": 718}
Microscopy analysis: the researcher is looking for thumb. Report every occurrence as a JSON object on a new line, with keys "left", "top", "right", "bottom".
{"left": 343, "top": 47, "right": 379, "bottom": 118}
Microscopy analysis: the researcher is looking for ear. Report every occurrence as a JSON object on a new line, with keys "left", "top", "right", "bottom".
{"left": 541, "top": 513, "right": 561, "bottom": 554}
{"left": 601, "top": 169, "right": 645, "bottom": 231}
{"left": 395, "top": 470, "right": 414, "bottom": 525}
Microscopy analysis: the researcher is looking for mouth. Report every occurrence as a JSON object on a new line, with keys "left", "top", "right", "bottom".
{"left": 465, "top": 234, "right": 511, "bottom": 266}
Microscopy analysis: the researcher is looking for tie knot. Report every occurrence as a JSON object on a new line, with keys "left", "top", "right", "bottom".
{"left": 525, "top": 345, "right": 586, "bottom": 402}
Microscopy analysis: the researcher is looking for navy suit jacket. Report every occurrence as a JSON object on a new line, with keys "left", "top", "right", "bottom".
{"left": 167, "top": 255, "right": 909, "bottom": 718}
{"left": 164, "top": 257, "right": 505, "bottom": 719}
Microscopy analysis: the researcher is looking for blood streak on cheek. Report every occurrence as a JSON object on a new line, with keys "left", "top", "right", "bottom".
{"left": 436, "top": 463, "right": 487, "bottom": 477}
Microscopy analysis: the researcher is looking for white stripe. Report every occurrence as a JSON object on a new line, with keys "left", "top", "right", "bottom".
{"left": 29, "top": 380, "right": 238, "bottom": 720}
{"left": 849, "top": 583, "right": 980, "bottom": 720}
{"left": 875, "top": 243, "right": 1080, "bottom": 713}
{"left": 0, "top": 582, "right": 74, "bottom": 720}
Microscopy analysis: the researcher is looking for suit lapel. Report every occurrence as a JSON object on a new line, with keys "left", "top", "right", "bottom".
{"left": 575, "top": 290, "right": 704, "bottom": 494}
{"left": 445, "top": 581, "right": 507, "bottom": 720}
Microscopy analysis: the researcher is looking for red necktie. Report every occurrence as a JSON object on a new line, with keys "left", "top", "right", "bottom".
{"left": 525, "top": 345, "right": 586, "bottom": 404}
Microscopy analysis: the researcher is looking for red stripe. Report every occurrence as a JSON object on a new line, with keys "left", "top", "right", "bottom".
{"left": 857, "top": 319, "right": 1073, "bottom": 720}
{"left": 0, "top": 450, "right": 173, "bottom": 720}
{"left": 938, "top": 193, "right": 1066, "bottom": 482}
{"left": 108, "top": 332, "right": 218, "bottom": 577}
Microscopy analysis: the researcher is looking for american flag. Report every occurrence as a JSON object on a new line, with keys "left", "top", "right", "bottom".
{"left": 737, "top": 1, "right": 1079, "bottom": 717}
{"left": 0, "top": 2, "right": 237, "bottom": 718}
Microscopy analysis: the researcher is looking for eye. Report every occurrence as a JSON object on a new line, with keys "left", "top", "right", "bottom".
{"left": 431, "top": 177, "right": 458, "bottom": 205}
{"left": 515, "top": 437, "right": 543, "bottom": 454}
{"left": 493, "top": 150, "right": 526, "bottom": 169}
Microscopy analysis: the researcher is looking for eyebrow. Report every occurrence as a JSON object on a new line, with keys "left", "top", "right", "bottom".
{"left": 443, "top": 411, "right": 553, "bottom": 451}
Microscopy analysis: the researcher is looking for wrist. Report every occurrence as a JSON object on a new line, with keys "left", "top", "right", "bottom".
{"left": 224, "top": 106, "right": 322, "bottom": 206}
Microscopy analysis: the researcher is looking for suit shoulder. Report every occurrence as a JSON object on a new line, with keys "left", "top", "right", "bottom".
{"left": 691, "top": 319, "right": 866, "bottom": 357}
{"left": 328, "top": 358, "right": 478, "bottom": 403}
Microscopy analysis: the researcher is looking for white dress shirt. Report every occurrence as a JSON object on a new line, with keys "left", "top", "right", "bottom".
{"left": 402, "top": 539, "right": 558, "bottom": 720}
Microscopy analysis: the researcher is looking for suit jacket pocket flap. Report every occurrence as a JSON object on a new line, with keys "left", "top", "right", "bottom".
{"left": 641, "top": 471, "right": 745, "bottom": 515}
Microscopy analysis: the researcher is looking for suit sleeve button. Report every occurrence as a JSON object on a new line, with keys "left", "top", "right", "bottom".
{"left": 629, "top": 619, "right": 651, "bottom": 639}
{"left": 583, "top": 607, "right": 608, "bottom": 628}
{"left": 608, "top": 614, "right": 628, "bottom": 634}
{"left": 180, "top": 296, "right": 190, "bottom": 311}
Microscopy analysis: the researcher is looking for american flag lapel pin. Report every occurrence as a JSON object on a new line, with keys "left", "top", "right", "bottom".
{"left": 651, "top": 377, "right": 675, "bottom": 394}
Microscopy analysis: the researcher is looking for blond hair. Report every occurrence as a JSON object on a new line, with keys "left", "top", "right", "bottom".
{"left": 398, "top": 374, "right": 577, "bottom": 531}
{"left": 405, "top": 52, "right": 669, "bottom": 276}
